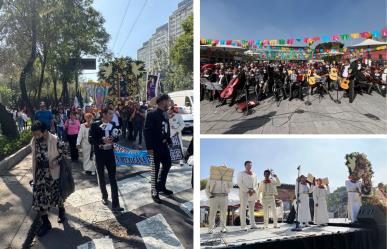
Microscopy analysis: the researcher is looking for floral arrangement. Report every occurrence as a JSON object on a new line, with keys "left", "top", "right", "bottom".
{"left": 345, "top": 152, "right": 379, "bottom": 206}
{"left": 98, "top": 57, "right": 144, "bottom": 101}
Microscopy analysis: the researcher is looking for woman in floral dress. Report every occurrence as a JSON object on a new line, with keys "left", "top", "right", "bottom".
{"left": 31, "top": 121, "right": 66, "bottom": 237}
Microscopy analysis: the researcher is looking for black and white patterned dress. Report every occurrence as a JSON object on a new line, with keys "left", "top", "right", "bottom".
{"left": 32, "top": 140, "right": 64, "bottom": 211}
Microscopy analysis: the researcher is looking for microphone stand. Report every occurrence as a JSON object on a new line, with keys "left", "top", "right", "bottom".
{"left": 244, "top": 77, "right": 253, "bottom": 116}
{"left": 291, "top": 165, "right": 302, "bottom": 231}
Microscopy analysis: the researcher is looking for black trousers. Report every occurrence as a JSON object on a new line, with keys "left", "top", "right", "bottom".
{"left": 133, "top": 125, "right": 143, "bottom": 145}
{"left": 95, "top": 149, "right": 120, "bottom": 208}
{"left": 67, "top": 134, "right": 79, "bottom": 161}
{"left": 127, "top": 121, "right": 134, "bottom": 140}
{"left": 152, "top": 146, "right": 172, "bottom": 194}
{"left": 121, "top": 118, "right": 128, "bottom": 137}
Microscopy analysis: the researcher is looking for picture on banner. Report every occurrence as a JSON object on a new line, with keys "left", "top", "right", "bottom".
{"left": 95, "top": 86, "right": 107, "bottom": 109}
{"left": 146, "top": 74, "right": 160, "bottom": 101}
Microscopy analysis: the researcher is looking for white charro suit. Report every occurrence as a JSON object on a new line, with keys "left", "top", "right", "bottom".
{"left": 205, "top": 179, "right": 233, "bottom": 231}
{"left": 258, "top": 176, "right": 280, "bottom": 227}
{"left": 237, "top": 171, "right": 258, "bottom": 229}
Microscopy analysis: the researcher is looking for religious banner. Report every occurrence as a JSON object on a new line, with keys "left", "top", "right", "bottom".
{"left": 114, "top": 144, "right": 150, "bottom": 166}
{"left": 170, "top": 133, "right": 183, "bottom": 161}
{"left": 95, "top": 86, "right": 107, "bottom": 110}
{"left": 146, "top": 73, "right": 160, "bottom": 101}
{"left": 98, "top": 57, "right": 144, "bottom": 101}
{"left": 113, "top": 133, "right": 183, "bottom": 166}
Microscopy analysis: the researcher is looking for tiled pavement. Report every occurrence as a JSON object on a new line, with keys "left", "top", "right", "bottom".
{"left": 201, "top": 92, "right": 387, "bottom": 134}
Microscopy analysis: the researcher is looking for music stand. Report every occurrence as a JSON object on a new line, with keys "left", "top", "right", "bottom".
{"left": 334, "top": 80, "right": 341, "bottom": 104}
{"left": 291, "top": 165, "right": 303, "bottom": 232}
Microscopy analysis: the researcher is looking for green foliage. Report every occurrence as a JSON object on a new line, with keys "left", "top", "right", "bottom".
{"left": 0, "top": 85, "right": 19, "bottom": 107}
{"left": 160, "top": 14, "right": 193, "bottom": 92}
{"left": 200, "top": 179, "right": 208, "bottom": 190}
{"left": 327, "top": 186, "right": 348, "bottom": 218}
{"left": 170, "top": 14, "right": 193, "bottom": 74}
{"left": 0, "top": 130, "right": 32, "bottom": 161}
{"left": 0, "top": 0, "right": 110, "bottom": 107}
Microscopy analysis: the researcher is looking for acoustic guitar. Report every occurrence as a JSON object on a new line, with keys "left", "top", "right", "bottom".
{"left": 307, "top": 74, "right": 323, "bottom": 86}
{"left": 340, "top": 79, "right": 350, "bottom": 90}
{"left": 329, "top": 68, "right": 338, "bottom": 81}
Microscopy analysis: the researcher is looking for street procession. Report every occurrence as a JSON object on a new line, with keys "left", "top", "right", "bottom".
{"left": 0, "top": 0, "right": 193, "bottom": 248}
{"left": 1, "top": 0, "right": 387, "bottom": 248}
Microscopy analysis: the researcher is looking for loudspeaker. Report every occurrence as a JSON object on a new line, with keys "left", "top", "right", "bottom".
{"left": 357, "top": 205, "right": 386, "bottom": 224}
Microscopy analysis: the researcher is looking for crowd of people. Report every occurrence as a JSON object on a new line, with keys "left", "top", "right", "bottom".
{"left": 205, "top": 161, "right": 386, "bottom": 233}
{"left": 201, "top": 58, "right": 387, "bottom": 106}
{"left": 26, "top": 94, "right": 193, "bottom": 237}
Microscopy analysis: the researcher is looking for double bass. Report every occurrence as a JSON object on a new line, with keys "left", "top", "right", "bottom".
{"left": 220, "top": 74, "right": 241, "bottom": 99}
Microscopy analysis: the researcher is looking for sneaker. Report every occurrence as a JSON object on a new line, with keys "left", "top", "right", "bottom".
{"left": 241, "top": 226, "right": 248, "bottom": 231}
{"left": 220, "top": 227, "right": 228, "bottom": 233}
{"left": 250, "top": 225, "right": 258, "bottom": 229}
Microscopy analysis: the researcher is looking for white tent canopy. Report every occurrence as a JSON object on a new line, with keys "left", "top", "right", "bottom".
{"left": 348, "top": 39, "right": 387, "bottom": 48}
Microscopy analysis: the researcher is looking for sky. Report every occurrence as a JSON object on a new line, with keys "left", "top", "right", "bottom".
{"left": 201, "top": 0, "right": 387, "bottom": 47}
{"left": 200, "top": 138, "right": 387, "bottom": 191}
{"left": 80, "top": 0, "right": 182, "bottom": 81}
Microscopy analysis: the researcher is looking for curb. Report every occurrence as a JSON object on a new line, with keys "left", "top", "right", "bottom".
{"left": 0, "top": 144, "right": 31, "bottom": 173}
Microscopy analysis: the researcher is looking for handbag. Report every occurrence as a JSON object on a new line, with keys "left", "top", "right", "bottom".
{"left": 59, "top": 159, "right": 75, "bottom": 200}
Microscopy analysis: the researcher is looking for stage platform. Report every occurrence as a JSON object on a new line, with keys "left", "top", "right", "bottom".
{"left": 200, "top": 223, "right": 375, "bottom": 249}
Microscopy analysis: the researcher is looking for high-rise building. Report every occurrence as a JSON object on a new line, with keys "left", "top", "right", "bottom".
{"left": 168, "top": 0, "right": 193, "bottom": 42}
{"left": 137, "top": 41, "right": 150, "bottom": 70}
{"left": 137, "top": 0, "right": 193, "bottom": 72}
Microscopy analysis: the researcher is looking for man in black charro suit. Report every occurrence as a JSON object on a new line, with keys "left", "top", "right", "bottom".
{"left": 89, "top": 107, "right": 124, "bottom": 212}
{"left": 144, "top": 94, "right": 174, "bottom": 203}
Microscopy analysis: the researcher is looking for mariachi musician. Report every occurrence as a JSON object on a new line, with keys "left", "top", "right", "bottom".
{"left": 228, "top": 67, "right": 246, "bottom": 106}
{"left": 347, "top": 58, "right": 369, "bottom": 103}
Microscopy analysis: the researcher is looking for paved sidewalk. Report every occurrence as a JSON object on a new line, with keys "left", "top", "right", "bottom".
{"left": 0, "top": 136, "right": 193, "bottom": 249}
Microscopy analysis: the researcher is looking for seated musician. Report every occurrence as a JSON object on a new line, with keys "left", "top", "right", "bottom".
{"left": 209, "top": 69, "right": 228, "bottom": 102}
{"left": 228, "top": 67, "right": 246, "bottom": 106}
{"left": 289, "top": 68, "right": 304, "bottom": 101}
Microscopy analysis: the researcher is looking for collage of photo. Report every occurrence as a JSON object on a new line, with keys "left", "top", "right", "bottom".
{"left": 0, "top": 0, "right": 386, "bottom": 248}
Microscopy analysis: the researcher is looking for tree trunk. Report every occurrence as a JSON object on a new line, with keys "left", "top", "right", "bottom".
{"left": 19, "top": 0, "right": 37, "bottom": 118}
{"left": 53, "top": 72, "right": 58, "bottom": 105}
{"left": 37, "top": 49, "right": 47, "bottom": 101}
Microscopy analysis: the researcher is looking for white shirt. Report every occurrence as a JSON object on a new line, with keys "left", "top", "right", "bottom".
{"left": 342, "top": 65, "right": 350, "bottom": 78}
{"left": 112, "top": 112, "right": 119, "bottom": 126}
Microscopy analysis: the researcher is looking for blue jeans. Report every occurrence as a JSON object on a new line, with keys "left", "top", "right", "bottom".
{"left": 18, "top": 119, "right": 25, "bottom": 131}
{"left": 57, "top": 126, "right": 64, "bottom": 141}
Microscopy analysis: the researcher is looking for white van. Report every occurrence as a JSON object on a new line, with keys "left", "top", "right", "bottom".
{"left": 169, "top": 90, "right": 193, "bottom": 132}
